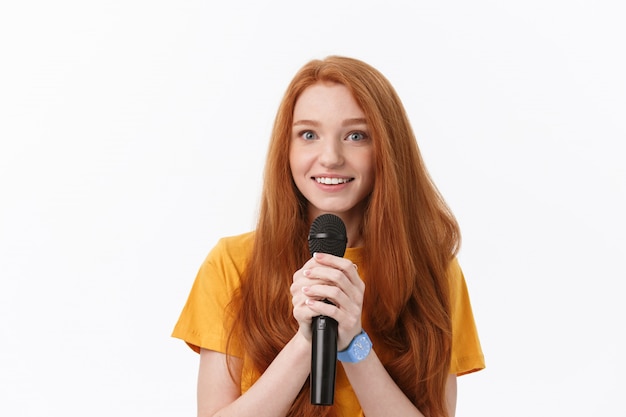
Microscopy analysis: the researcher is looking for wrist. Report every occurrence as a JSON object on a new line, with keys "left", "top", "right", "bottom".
{"left": 338, "top": 330, "right": 372, "bottom": 363}
{"left": 291, "top": 331, "right": 313, "bottom": 356}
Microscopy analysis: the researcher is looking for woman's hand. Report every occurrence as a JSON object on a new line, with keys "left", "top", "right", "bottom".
{"left": 290, "top": 252, "right": 365, "bottom": 350}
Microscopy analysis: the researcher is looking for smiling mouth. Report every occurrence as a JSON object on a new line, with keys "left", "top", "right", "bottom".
{"left": 314, "top": 177, "right": 355, "bottom": 185}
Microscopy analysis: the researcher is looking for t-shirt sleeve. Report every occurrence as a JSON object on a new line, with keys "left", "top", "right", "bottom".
{"left": 448, "top": 258, "right": 485, "bottom": 375}
{"left": 171, "top": 236, "right": 248, "bottom": 357}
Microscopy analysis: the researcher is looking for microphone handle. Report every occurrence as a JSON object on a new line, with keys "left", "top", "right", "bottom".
{"left": 311, "top": 314, "right": 338, "bottom": 405}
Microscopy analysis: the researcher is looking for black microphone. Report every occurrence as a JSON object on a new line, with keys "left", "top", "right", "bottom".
{"left": 308, "top": 213, "right": 347, "bottom": 406}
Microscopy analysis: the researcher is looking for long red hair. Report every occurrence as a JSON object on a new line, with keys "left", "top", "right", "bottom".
{"left": 229, "top": 56, "right": 460, "bottom": 417}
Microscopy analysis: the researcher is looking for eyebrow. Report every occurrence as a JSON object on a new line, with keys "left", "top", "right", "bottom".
{"left": 292, "top": 118, "right": 368, "bottom": 127}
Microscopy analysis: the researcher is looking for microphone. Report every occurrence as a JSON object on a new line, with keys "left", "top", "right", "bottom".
{"left": 308, "top": 213, "right": 347, "bottom": 406}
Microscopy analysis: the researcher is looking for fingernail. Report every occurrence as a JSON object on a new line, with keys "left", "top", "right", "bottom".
{"left": 314, "top": 252, "right": 323, "bottom": 259}
{"left": 302, "top": 286, "right": 310, "bottom": 293}
{"left": 303, "top": 269, "right": 311, "bottom": 277}
{"left": 305, "top": 299, "right": 315, "bottom": 306}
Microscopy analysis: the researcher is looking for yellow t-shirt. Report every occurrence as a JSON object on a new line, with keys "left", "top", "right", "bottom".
{"left": 172, "top": 232, "right": 485, "bottom": 414}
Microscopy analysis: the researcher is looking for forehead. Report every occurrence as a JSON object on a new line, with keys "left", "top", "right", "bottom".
{"left": 293, "top": 82, "right": 364, "bottom": 119}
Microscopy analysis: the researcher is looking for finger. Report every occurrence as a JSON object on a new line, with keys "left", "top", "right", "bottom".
{"left": 304, "top": 282, "right": 346, "bottom": 308}
{"left": 304, "top": 298, "right": 361, "bottom": 346}
{"left": 305, "top": 262, "right": 364, "bottom": 304}
{"left": 300, "top": 267, "right": 364, "bottom": 338}
{"left": 312, "top": 253, "right": 361, "bottom": 282}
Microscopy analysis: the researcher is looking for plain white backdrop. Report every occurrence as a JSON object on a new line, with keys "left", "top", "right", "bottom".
{"left": 1, "top": 1, "right": 624, "bottom": 415}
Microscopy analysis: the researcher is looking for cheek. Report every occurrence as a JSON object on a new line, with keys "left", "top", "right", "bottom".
{"left": 289, "top": 147, "right": 314, "bottom": 175}
{"left": 288, "top": 148, "right": 299, "bottom": 174}
{"left": 362, "top": 155, "right": 376, "bottom": 193}
{"left": 288, "top": 154, "right": 300, "bottom": 179}
{"left": 289, "top": 153, "right": 309, "bottom": 191}
{"left": 361, "top": 152, "right": 375, "bottom": 178}
{"left": 364, "top": 173, "right": 375, "bottom": 194}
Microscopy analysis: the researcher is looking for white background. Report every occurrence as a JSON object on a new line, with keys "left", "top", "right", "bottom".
{"left": 1, "top": 1, "right": 624, "bottom": 415}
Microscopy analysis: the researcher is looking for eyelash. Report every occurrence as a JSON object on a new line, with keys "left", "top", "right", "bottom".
{"left": 300, "top": 130, "right": 317, "bottom": 140}
{"left": 347, "top": 131, "right": 368, "bottom": 141}
{"left": 298, "top": 130, "right": 369, "bottom": 141}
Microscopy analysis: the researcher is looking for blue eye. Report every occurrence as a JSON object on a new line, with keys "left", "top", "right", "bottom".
{"left": 301, "top": 130, "right": 317, "bottom": 140}
{"left": 347, "top": 131, "right": 367, "bottom": 141}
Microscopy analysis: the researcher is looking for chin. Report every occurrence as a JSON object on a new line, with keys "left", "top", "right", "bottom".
{"left": 309, "top": 204, "right": 357, "bottom": 218}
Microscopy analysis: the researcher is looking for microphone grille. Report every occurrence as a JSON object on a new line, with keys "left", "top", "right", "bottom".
{"left": 308, "top": 214, "right": 347, "bottom": 257}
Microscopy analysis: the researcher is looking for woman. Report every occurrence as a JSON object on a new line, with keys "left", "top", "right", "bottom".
{"left": 172, "top": 56, "right": 484, "bottom": 417}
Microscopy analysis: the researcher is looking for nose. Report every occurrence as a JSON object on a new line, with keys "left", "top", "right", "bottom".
{"left": 318, "top": 138, "right": 344, "bottom": 168}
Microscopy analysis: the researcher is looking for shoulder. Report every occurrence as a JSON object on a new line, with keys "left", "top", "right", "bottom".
{"left": 446, "top": 257, "right": 469, "bottom": 315}
{"left": 445, "top": 257, "right": 463, "bottom": 283}
{"left": 446, "top": 257, "right": 486, "bottom": 375}
{"left": 205, "top": 231, "right": 256, "bottom": 272}
{"left": 193, "top": 231, "right": 256, "bottom": 294}
{"left": 212, "top": 231, "right": 256, "bottom": 256}
{"left": 445, "top": 257, "right": 479, "bottom": 337}
{"left": 445, "top": 257, "right": 466, "bottom": 304}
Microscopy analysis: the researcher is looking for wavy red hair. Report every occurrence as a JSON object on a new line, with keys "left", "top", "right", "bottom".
{"left": 229, "top": 56, "right": 460, "bottom": 417}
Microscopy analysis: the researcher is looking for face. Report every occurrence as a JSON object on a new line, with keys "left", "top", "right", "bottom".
{"left": 289, "top": 82, "right": 375, "bottom": 223}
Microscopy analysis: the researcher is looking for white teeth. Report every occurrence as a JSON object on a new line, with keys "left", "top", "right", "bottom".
{"left": 315, "top": 177, "right": 352, "bottom": 185}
